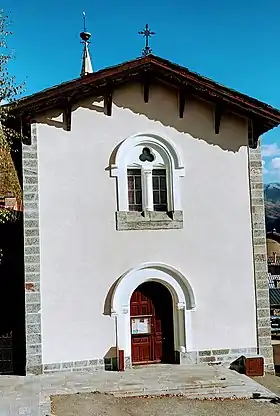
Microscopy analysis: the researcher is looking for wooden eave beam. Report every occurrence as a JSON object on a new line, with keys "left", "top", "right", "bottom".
{"left": 178, "top": 86, "right": 192, "bottom": 119}
{"left": 178, "top": 89, "right": 186, "bottom": 119}
{"left": 21, "top": 113, "right": 32, "bottom": 144}
{"left": 248, "top": 119, "right": 264, "bottom": 149}
{"left": 64, "top": 101, "right": 72, "bottom": 131}
{"left": 104, "top": 90, "right": 113, "bottom": 116}
{"left": 214, "top": 103, "right": 225, "bottom": 134}
{"left": 143, "top": 75, "right": 150, "bottom": 103}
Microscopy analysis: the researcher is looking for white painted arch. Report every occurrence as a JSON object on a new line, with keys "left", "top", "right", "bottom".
{"left": 111, "top": 262, "right": 195, "bottom": 314}
{"left": 110, "top": 132, "right": 185, "bottom": 172}
{"left": 108, "top": 262, "right": 196, "bottom": 359}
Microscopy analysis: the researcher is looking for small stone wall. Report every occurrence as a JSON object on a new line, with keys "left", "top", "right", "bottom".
{"left": 181, "top": 347, "right": 258, "bottom": 368}
{"left": 43, "top": 356, "right": 132, "bottom": 374}
{"left": 43, "top": 359, "right": 105, "bottom": 374}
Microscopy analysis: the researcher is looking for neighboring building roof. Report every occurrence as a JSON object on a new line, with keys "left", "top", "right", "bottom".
{"left": 267, "top": 230, "right": 280, "bottom": 243}
{"left": 11, "top": 55, "right": 280, "bottom": 136}
{"left": 270, "top": 288, "right": 280, "bottom": 306}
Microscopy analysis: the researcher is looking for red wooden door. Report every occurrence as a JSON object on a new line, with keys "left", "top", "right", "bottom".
{"left": 130, "top": 282, "right": 174, "bottom": 365}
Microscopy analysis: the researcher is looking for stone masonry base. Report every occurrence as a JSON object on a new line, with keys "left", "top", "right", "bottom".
{"left": 183, "top": 347, "right": 274, "bottom": 374}
{"left": 27, "top": 346, "right": 273, "bottom": 375}
{"left": 181, "top": 347, "right": 267, "bottom": 368}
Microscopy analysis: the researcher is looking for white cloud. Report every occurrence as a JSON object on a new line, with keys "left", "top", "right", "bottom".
{"left": 271, "top": 157, "right": 280, "bottom": 170}
{"left": 266, "top": 157, "right": 280, "bottom": 179}
{"left": 262, "top": 143, "right": 280, "bottom": 157}
{"left": 262, "top": 160, "right": 268, "bottom": 174}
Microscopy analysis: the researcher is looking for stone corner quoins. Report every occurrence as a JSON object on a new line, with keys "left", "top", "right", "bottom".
{"left": 22, "top": 126, "right": 43, "bottom": 375}
{"left": 248, "top": 146, "right": 273, "bottom": 371}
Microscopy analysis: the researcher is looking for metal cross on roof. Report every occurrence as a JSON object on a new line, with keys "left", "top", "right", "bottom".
{"left": 83, "top": 11, "right": 86, "bottom": 32}
{"left": 138, "top": 24, "right": 155, "bottom": 56}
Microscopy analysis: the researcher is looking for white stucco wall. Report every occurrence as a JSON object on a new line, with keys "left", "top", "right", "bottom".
{"left": 35, "top": 82, "right": 257, "bottom": 364}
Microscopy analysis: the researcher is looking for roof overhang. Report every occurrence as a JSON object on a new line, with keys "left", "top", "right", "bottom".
{"left": 8, "top": 55, "right": 280, "bottom": 146}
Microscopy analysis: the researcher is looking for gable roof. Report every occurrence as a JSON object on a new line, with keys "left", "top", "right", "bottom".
{"left": 12, "top": 54, "right": 280, "bottom": 135}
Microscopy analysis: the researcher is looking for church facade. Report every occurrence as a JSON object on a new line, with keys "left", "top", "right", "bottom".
{"left": 16, "top": 54, "right": 280, "bottom": 375}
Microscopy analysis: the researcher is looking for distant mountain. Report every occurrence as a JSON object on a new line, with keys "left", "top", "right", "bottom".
{"left": 264, "top": 183, "right": 280, "bottom": 232}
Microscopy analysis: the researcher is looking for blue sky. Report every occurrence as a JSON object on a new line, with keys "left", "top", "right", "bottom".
{"left": 3, "top": 0, "right": 280, "bottom": 183}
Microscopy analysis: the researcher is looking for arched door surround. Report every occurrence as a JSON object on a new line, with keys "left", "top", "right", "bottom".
{"left": 105, "top": 262, "right": 196, "bottom": 364}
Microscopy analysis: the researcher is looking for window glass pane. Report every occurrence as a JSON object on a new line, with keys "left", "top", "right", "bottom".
{"left": 127, "top": 169, "right": 142, "bottom": 211}
{"left": 153, "top": 176, "right": 159, "bottom": 190}
{"left": 135, "top": 190, "right": 142, "bottom": 204}
{"left": 128, "top": 169, "right": 141, "bottom": 177}
{"left": 154, "top": 204, "right": 167, "bottom": 212}
{"left": 128, "top": 191, "right": 134, "bottom": 205}
{"left": 152, "top": 169, "right": 167, "bottom": 212}
{"left": 153, "top": 169, "right": 166, "bottom": 177}
{"left": 134, "top": 176, "right": 142, "bottom": 190}
{"left": 127, "top": 176, "right": 134, "bottom": 189}
{"left": 153, "top": 191, "right": 159, "bottom": 204}
{"left": 161, "top": 191, "right": 167, "bottom": 204}
{"left": 129, "top": 204, "right": 142, "bottom": 211}
{"left": 160, "top": 176, "right": 166, "bottom": 189}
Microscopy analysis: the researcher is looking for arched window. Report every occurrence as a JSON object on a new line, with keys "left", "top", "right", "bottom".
{"left": 110, "top": 133, "right": 185, "bottom": 230}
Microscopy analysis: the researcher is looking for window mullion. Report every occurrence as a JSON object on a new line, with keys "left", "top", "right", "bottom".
{"left": 142, "top": 167, "right": 153, "bottom": 211}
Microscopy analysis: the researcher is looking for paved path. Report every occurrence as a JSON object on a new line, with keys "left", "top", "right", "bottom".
{"left": 0, "top": 364, "right": 278, "bottom": 415}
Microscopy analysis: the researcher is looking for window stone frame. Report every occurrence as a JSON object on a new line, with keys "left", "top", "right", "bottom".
{"left": 115, "top": 210, "right": 183, "bottom": 231}
{"left": 110, "top": 133, "right": 185, "bottom": 231}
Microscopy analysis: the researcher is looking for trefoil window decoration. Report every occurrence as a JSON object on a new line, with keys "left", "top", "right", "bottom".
{"left": 139, "top": 147, "right": 155, "bottom": 162}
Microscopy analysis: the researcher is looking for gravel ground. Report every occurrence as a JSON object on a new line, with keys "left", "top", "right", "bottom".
{"left": 51, "top": 390, "right": 280, "bottom": 416}
{"left": 252, "top": 373, "right": 280, "bottom": 396}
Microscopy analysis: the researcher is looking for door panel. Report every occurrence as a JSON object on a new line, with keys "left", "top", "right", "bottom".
{"left": 131, "top": 336, "right": 151, "bottom": 363}
{"left": 131, "top": 288, "right": 154, "bottom": 363}
{"left": 130, "top": 282, "right": 174, "bottom": 365}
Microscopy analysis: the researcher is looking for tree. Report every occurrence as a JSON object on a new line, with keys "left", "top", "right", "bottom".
{"left": 0, "top": 10, "right": 24, "bottom": 224}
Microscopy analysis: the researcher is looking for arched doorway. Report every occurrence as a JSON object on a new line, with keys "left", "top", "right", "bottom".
{"left": 104, "top": 262, "right": 196, "bottom": 367}
{"left": 130, "top": 281, "right": 175, "bottom": 365}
